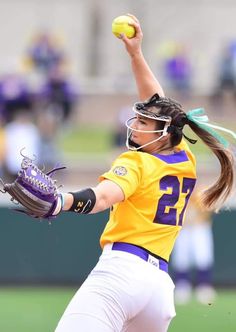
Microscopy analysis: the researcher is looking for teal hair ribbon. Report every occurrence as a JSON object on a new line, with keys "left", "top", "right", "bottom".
{"left": 186, "top": 108, "right": 236, "bottom": 147}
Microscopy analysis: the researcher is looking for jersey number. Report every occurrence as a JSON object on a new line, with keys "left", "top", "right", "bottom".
{"left": 154, "top": 175, "right": 196, "bottom": 226}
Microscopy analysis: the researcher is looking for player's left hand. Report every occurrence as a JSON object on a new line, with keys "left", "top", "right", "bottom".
{"left": 0, "top": 152, "right": 66, "bottom": 220}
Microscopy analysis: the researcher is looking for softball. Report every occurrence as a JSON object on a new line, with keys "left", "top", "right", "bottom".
{"left": 112, "top": 15, "right": 136, "bottom": 39}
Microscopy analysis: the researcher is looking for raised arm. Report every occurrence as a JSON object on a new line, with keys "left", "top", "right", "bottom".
{"left": 120, "top": 14, "right": 165, "bottom": 100}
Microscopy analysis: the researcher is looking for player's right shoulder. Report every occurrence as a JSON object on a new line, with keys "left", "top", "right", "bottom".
{"left": 111, "top": 151, "right": 147, "bottom": 174}
{"left": 116, "top": 150, "right": 143, "bottom": 163}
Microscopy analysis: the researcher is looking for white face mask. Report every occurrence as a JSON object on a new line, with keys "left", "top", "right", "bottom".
{"left": 125, "top": 105, "right": 172, "bottom": 151}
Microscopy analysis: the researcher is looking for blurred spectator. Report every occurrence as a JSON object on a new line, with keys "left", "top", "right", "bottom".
{"left": 32, "top": 62, "right": 79, "bottom": 169}
{"left": 25, "top": 30, "right": 66, "bottom": 77}
{"left": 212, "top": 41, "right": 236, "bottom": 101}
{"left": 3, "top": 109, "right": 40, "bottom": 182}
{"left": 158, "top": 41, "right": 192, "bottom": 96}
{"left": 35, "top": 108, "right": 62, "bottom": 169}
{"left": 0, "top": 73, "right": 32, "bottom": 123}
{"left": 171, "top": 188, "right": 216, "bottom": 305}
{"left": 37, "top": 63, "right": 79, "bottom": 123}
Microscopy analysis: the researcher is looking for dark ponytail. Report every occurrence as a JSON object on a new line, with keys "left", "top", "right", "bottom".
{"left": 188, "top": 121, "right": 235, "bottom": 210}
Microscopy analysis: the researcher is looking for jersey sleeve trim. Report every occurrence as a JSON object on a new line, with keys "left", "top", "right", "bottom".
{"left": 153, "top": 150, "right": 189, "bottom": 164}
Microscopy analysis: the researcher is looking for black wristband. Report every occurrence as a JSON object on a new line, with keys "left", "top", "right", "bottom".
{"left": 68, "top": 188, "right": 96, "bottom": 214}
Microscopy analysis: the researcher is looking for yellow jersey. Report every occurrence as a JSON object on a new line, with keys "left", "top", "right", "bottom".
{"left": 99, "top": 140, "right": 196, "bottom": 261}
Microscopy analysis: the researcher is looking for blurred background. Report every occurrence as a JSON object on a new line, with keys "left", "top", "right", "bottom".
{"left": 0, "top": 0, "right": 236, "bottom": 331}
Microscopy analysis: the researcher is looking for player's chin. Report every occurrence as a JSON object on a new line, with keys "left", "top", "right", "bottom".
{"left": 128, "top": 138, "right": 141, "bottom": 149}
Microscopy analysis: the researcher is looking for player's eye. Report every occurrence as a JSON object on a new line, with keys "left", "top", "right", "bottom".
{"left": 136, "top": 115, "right": 146, "bottom": 124}
{"left": 139, "top": 119, "right": 147, "bottom": 125}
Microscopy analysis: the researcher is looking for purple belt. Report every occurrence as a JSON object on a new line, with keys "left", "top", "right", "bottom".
{"left": 112, "top": 242, "right": 168, "bottom": 273}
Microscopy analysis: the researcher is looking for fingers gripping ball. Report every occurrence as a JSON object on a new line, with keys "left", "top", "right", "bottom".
{"left": 112, "top": 15, "right": 136, "bottom": 39}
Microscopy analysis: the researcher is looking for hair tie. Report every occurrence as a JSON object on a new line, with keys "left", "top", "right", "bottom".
{"left": 186, "top": 108, "right": 236, "bottom": 147}
{"left": 183, "top": 133, "right": 197, "bottom": 144}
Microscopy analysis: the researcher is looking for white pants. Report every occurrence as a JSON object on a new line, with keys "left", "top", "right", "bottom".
{"left": 172, "top": 223, "right": 214, "bottom": 271}
{"left": 55, "top": 244, "right": 176, "bottom": 332}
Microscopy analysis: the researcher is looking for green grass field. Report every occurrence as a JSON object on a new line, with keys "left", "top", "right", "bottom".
{"left": 58, "top": 126, "right": 114, "bottom": 155}
{"left": 0, "top": 287, "right": 235, "bottom": 332}
{"left": 169, "top": 290, "right": 236, "bottom": 332}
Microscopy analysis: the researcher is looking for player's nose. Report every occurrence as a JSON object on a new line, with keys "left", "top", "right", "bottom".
{"left": 130, "top": 118, "right": 138, "bottom": 129}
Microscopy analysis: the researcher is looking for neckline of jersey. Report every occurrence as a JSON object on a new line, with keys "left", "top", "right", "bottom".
{"left": 152, "top": 150, "right": 188, "bottom": 164}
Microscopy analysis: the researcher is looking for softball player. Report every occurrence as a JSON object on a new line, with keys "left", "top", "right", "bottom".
{"left": 55, "top": 15, "right": 235, "bottom": 332}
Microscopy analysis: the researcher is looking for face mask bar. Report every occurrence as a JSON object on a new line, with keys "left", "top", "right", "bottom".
{"left": 125, "top": 107, "right": 172, "bottom": 150}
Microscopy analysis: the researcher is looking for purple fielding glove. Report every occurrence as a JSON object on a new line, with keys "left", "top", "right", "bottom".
{"left": 1, "top": 154, "right": 65, "bottom": 220}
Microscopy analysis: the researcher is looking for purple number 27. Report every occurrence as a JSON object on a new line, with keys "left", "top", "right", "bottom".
{"left": 154, "top": 175, "right": 196, "bottom": 226}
